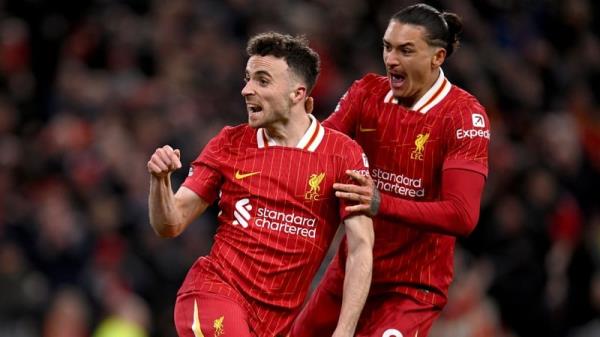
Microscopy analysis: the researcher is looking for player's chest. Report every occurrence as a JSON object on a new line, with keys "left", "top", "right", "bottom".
{"left": 222, "top": 148, "right": 339, "bottom": 204}
{"left": 355, "top": 104, "right": 446, "bottom": 171}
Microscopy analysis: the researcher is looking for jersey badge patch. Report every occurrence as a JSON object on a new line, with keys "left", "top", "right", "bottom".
{"left": 213, "top": 316, "right": 224, "bottom": 337}
{"left": 410, "top": 133, "right": 429, "bottom": 160}
{"left": 472, "top": 113, "right": 485, "bottom": 128}
{"left": 305, "top": 172, "right": 325, "bottom": 200}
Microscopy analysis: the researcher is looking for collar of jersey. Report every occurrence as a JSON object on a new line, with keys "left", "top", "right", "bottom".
{"left": 256, "top": 114, "right": 325, "bottom": 151}
{"left": 384, "top": 68, "right": 452, "bottom": 114}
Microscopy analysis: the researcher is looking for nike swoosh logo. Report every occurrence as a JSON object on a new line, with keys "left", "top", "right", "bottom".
{"left": 235, "top": 170, "right": 260, "bottom": 179}
{"left": 359, "top": 125, "right": 376, "bottom": 132}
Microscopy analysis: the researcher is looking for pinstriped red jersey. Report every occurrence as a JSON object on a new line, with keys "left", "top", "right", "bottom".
{"left": 179, "top": 115, "right": 368, "bottom": 337}
{"left": 323, "top": 70, "right": 490, "bottom": 307}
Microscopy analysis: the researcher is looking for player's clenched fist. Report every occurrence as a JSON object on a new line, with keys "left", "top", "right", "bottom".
{"left": 147, "top": 145, "right": 182, "bottom": 178}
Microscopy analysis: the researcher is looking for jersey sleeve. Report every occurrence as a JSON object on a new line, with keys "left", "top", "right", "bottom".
{"left": 442, "top": 100, "right": 490, "bottom": 177}
{"left": 181, "top": 128, "right": 228, "bottom": 204}
{"left": 378, "top": 168, "right": 485, "bottom": 236}
{"left": 337, "top": 140, "right": 370, "bottom": 220}
{"left": 323, "top": 75, "right": 373, "bottom": 137}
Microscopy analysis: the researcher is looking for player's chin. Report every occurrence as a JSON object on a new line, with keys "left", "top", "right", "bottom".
{"left": 247, "top": 115, "right": 262, "bottom": 128}
{"left": 390, "top": 87, "right": 407, "bottom": 99}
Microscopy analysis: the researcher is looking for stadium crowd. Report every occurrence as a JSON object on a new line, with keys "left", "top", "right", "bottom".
{"left": 0, "top": 0, "right": 599, "bottom": 336}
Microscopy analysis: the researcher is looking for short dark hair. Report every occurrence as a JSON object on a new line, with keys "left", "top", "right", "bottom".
{"left": 246, "top": 32, "right": 320, "bottom": 94}
{"left": 391, "top": 3, "right": 463, "bottom": 58}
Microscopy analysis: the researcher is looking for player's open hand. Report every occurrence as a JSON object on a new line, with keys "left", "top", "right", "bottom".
{"left": 333, "top": 170, "right": 380, "bottom": 217}
{"left": 147, "top": 145, "right": 182, "bottom": 178}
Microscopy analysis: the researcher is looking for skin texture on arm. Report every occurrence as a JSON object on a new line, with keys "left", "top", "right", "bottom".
{"left": 332, "top": 214, "right": 374, "bottom": 337}
{"left": 147, "top": 145, "right": 210, "bottom": 238}
{"left": 149, "top": 180, "right": 209, "bottom": 238}
{"left": 335, "top": 168, "right": 484, "bottom": 237}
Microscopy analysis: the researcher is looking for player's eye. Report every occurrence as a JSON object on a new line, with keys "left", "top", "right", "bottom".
{"left": 383, "top": 44, "right": 392, "bottom": 52}
{"left": 258, "top": 78, "right": 269, "bottom": 86}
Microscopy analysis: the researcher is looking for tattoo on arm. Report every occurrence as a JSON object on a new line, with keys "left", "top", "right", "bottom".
{"left": 370, "top": 187, "right": 380, "bottom": 216}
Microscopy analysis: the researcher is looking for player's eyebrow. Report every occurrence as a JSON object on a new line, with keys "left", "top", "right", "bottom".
{"left": 383, "top": 38, "right": 415, "bottom": 49}
{"left": 247, "top": 69, "right": 273, "bottom": 78}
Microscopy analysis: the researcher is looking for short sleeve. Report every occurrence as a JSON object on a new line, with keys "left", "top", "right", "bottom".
{"left": 337, "top": 140, "right": 370, "bottom": 220}
{"left": 182, "top": 128, "right": 228, "bottom": 203}
{"left": 442, "top": 101, "right": 490, "bottom": 177}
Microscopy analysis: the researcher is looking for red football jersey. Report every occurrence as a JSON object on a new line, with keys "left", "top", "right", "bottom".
{"left": 180, "top": 115, "right": 369, "bottom": 336}
{"left": 322, "top": 70, "right": 490, "bottom": 307}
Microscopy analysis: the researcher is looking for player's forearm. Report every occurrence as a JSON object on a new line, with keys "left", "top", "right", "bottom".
{"left": 334, "top": 241, "right": 372, "bottom": 337}
{"left": 149, "top": 175, "right": 184, "bottom": 238}
{"left": 378, "top": 169, "right": 485, "bottom": 237}
{"left": 334, "top": 215, "right": 373, "bottom": 337}
{"left": 379, "top": 195, "right": 475, "bottom": 236}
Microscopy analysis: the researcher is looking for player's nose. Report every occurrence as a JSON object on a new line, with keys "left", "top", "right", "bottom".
{"left": 241, "top": 81, "right": 254, "bottom": 97}
{"left": 384, "top": 51, "right": 400, "bottom": 67}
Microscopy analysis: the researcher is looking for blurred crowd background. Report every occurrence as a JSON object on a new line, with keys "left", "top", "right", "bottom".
{"left": 0, "top": 0, "right": 599, "bottom": 336}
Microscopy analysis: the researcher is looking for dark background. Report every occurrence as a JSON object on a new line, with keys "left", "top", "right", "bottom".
{"left": 1, "top": 1, "right": 599, "bottom": 336}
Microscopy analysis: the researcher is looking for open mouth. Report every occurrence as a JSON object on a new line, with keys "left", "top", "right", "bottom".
{"left": 246, "top": 103, "right": 263, "bottom": 114}
{"left": 389, "top": 73, "right": 406, "bottom": 88}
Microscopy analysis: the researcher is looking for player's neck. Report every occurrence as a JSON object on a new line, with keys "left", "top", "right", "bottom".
{"left": 265, "top": 111, "right": 311, "bottom": 147}
{"left": 397, "top": 68, "right": 440, "bottom": 108}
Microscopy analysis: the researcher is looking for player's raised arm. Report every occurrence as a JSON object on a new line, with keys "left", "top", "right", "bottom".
{"left": 332, "top": 214, "right": 374, "bottom": 337}
{"left": 148, "top": 145, "right": 209, "bottom": 238}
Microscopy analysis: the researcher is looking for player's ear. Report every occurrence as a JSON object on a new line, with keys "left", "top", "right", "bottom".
{"left": 304, "top": 96, "right": 314, "bottom": 114}
{"left": 431, "top": 47, "right": 446, "bottom": 68}
{"left": 290, "top": 85, "right": 307, "bottom": 104}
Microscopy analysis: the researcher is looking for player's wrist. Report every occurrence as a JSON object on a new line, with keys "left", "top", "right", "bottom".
{"left": 150, "top": 170, "right": 173, "bottom": 180}
{"left": 370, "top": 187, "right": 381, "bottom": 216}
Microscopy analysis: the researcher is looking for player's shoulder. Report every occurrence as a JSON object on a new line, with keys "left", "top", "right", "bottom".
{"left": 360, "top": 73, "right": 387, "bottom": 84}
{"left": 214, "top": 124, "right": 255, "bottom": 143}
{"left": 321, "top": 126, "right": 363, "bottom": 152}
{"left": 355, "top": 73, "right": 389, "bottom": 91}
{"left": 343, "top": 73, "right": 390, "bottom": 104}
{"left": 447, "top": 85, "right": 486, "bottom": 113}
{"left": 205, "top": 124, "right": 257, "bottom": 151}
{"left": 320, "top": 127, "right": 368, "bottom": 169}
{"left": 444, "top": 85, "right": 490, "bottom": 131}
